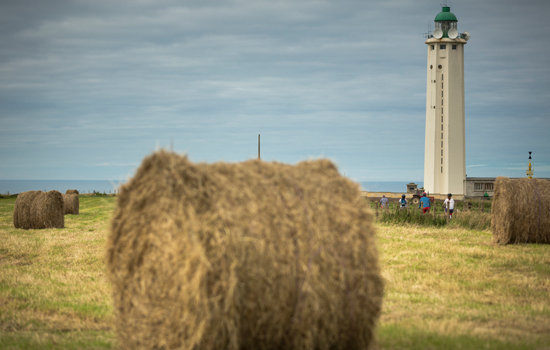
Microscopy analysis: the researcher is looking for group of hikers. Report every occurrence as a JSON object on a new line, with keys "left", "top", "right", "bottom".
{"left": 379, "top": 192, "right": 455, "bottom": 218}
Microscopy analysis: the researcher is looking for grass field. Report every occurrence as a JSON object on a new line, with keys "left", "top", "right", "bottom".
{"left": 1, "top": 196, "right": 549, "bottom": 349}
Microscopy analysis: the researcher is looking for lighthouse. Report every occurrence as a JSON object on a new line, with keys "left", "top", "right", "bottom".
{"left": 423, "top": 6, "right": 469, "bottom": 196}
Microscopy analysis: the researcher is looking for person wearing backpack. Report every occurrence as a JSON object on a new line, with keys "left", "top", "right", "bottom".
{"left": 399, "top": 194, "right": 408, "bottom": 209}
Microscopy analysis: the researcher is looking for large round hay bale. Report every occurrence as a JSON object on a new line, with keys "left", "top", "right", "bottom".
{"left": 13, "top": 191, "right": 41, "bottom": 229}
{"left": 107, "top": 150, "right": 384, "bottom": 350}
{"left": 492, "top": 177, "right": 550, "bottom": 244}
{"left": 30, "top": 191, "right": 64, "bottom": 229}
{"left": 66, "top": 189, "right": 79, "bottom": 194}
{"left": 62, "top": 193, "right": 79, "bottom": 215}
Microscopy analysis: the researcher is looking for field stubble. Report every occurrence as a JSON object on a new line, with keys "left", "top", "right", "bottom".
{"left": 0, "top": 197, "right": 549, "bottom": 349}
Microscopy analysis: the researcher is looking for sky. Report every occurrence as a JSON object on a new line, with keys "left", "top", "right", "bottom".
{"left": 1, "top": 0, "right": 549, "bottom": 183}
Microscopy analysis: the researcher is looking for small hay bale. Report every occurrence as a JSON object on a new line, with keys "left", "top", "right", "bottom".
{"left": 13, "top": 191, "right": 41, "bottom": 229}
{"left": 107, "top": 150, "right": 384, "bottom": 350}
{"left": 492, "top": 177, "right": 550, "bottom": 244}
{"left": 66, "top": 189, "right": 79, "bottom": 194}
{"left": 62, "top": 193, "right": 79, "bottom": 215}
{"left": 30, "top": 191, "right": 64, "bottom": 229}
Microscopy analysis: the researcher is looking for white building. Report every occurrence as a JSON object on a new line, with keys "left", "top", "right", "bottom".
{"left": 423, "top": 6, "right": 469, "bottom": 196}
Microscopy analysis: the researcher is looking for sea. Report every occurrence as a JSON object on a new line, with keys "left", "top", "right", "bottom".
{"left": 0, "top": 180, "right": 422, "bottom": 195}
{"left": 0, "top": 180, "right": 123, "bottom": 195}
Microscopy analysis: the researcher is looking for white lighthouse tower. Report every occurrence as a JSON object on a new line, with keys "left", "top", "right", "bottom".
{"left": 423, "top": 6, "right": 469, "bottom": 196}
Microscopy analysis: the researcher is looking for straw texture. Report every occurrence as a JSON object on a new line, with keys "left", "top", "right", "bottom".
{"left": 13, "top": 191, "right": 41, "bottom": 229}
{"left": 66, "top": 189, "right": 79, "bottom": 194}
{"left": 63, "top": 193, "right": 79, "bottom": 215}
{"left": 492, "top": 177, "right": 550, "bottom": 244}
{"left": 30, "top": 191, "right": 64, "bottom": 229}
{"left": 107, "top": 150, "right": 383, "bottom": 350}
{"left": 13, "top": 190, "right": 64, "bottom": 229}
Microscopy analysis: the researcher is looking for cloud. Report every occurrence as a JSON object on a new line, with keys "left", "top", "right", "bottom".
{"left": 96, "top": 163, "right": 140, "bottom": 167}
{"left": 0, "top": 0, "right": 549, "bottom": 181}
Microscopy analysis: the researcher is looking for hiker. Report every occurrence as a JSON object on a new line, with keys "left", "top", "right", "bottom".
{"left": 419, "top": 192, "right": 431, "bottom": 214}
{"left": 380, "top": 195, "right": 389, "bottom": 209}
{"left": 444, "top": 193, "right": 455, "bottom": 219}
{"left": 399, "top": 194, "right": 408, "bottom": 209}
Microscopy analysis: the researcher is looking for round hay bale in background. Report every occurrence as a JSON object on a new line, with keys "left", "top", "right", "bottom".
{"left": 30, "top": 191, "right": 64, "bottom": 229}
{"left": 13, "top": 191, "right": 41, "bottom": 229}
{"left": 66, "top": 189, "right": 79, "bottom": 194}
{"left": 492, "top": 177, "right": 550, "bottom": 244}
{"left": 62, "top": 193, "right": 79, "bottom": 215}
{"left": 107, "top": 150, "right": 384, "bottom": 350}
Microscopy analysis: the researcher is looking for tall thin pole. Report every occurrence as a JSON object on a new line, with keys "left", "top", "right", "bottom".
{"left": 258, "top": 134, "right": 260, "bottom": 160}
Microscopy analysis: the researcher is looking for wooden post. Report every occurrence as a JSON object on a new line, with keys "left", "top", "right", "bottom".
{"left": 258, "top": 134, "right": 260, "bottom": 160}
{"left": 479, "top": 202, "right": 483, "bottom": 213}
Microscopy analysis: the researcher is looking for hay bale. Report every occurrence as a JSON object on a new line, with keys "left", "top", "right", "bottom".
{"left": 13, "top": 191, "right": 41, "bottom": 229}
{"left": 30, "top": 191, "right": 64, "bottom": 229}
{"left": 107, "top": 150, "right": 384, "bottom": 350}
{"left": 492, "top": 177, "right": 550, "bottom": 244}
{"left": 62, "top": 193, "right": 79, "bottom": 215}
{"left": 66, "top": 189, "right": 79, "bottom": 194}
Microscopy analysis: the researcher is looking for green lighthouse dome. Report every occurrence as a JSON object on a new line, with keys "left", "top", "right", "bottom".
{"left": 435, "top": 6, "right": 458, "bottom": 22}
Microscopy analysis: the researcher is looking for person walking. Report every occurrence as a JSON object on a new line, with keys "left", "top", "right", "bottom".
{"left": 399, "top": 194, "right": 408, "bottom": 209}
{"left": 419, "top": 192, "right": 431, "bottom": 214}
{"left": 443, "top": 193, "right": 455, "bottom": 219}
{"left": 380, "top": 195, "right": 389, "bottom": 209}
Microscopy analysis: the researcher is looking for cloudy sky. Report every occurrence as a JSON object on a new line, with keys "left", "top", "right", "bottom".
{"left": 1, "top": 0, "right": 549, "bottom": 183}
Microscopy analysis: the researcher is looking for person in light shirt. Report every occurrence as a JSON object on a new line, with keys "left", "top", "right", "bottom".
{"left": 380, "top": 195, "right": 389, "bottom": 209}
{"left": 443, "top": 193, "right": 455, "bottom": 219}
{"left": 399, "top": 194, "right": 408, "bottom": 209}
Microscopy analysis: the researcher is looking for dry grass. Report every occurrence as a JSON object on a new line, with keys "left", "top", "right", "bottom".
{"left": 377, "top": 224, "right": 550, "bottom": 349}
{"left": 0, "top": 196, "right": 114, "bottom": 349}
{"left": 1, "top": 196, "right": 550, "bottom": 349}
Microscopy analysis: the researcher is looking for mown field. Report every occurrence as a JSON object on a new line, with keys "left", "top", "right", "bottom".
{"left": 1, "top": 196, "right": 549, "bottom": 349}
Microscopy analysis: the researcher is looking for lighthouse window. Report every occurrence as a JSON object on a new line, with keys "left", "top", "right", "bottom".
{"left": 441, "top": 108, "right": 443, "bottom": 113}
{"left": 440, "top": 45, "right": 446, "bottom": 50}
{"left": 452, "top": 45, "right": 457, "bottom": 50}
{"left": 442, "top": 91, "right": 443, "bottom": 97}
{"left": 441, "top": 141, "right": 443, "bottom": 147}
{"left": 431, "top": 45, "right": 434, "bottom": 50}
{"left": 441, "top": 116, "right": 443, "bottom": 122}
{"left": 441, "top": 124, "right": 443, "bottom": 131}
{"left": 441, "top": 158, "right": 443, "bottom": 164}
{"left": 442, "top": 99, "right": 443, "bottom": 105}
{"left": 441, "top": 167, "right": 443, "bottom": 173}
{"left": 441, "top": 150, "right": 443, "bottom": 156}
{"left": 441, "top": 133, "right": 443, "bottom": 139}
